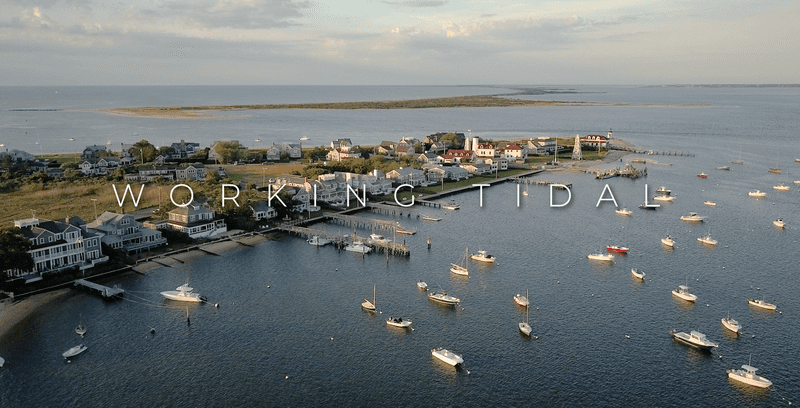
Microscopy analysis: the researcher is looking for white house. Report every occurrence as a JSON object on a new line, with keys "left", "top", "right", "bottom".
{"left": 166, "top": 201, "right": 227, "bottom": 239}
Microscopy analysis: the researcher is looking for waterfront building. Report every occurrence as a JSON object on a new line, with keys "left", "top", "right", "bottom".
{"left": 249, "top": 200, "right": 278, "bottom": 221}
{"left": 87, "top": 212, "right": 167, "bottom": 254}
{"left": 474, "top": 143, "right": 496, "bottom": 158}
{"left": 165, "top": 201, "right": 228, "bottom": 239}
{"left": 386, "top": 167, "right": 427, "bottom": 186}
{"left": 168, "top": 140, "right": 202, "bottom": 159}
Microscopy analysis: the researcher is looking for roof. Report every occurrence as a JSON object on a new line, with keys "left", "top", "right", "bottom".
{"left": 87, "top": 212, "right": 133, "bottom": 230}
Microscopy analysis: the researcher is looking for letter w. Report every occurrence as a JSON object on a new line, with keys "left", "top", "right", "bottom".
{"left": 112, "top": 184, "right": 145, "bottom": 208}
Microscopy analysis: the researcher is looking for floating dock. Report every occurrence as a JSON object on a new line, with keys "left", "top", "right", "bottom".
{"left": 74, "top": 279, "right": 124, "bottom": 298}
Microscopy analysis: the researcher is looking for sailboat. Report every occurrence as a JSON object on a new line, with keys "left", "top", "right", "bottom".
{"left": 519, "top": 290, "right": 533, "bottom": 337}
{"left": 361, "top": 284, "right": 377, "bottom": 312}
{"left": 522, "top": 183, "right": 529, "bottom": 197}
{"left": 75, "top": 314, "right": 87, "bottom": 337}
{"left": 732, "top": 146, "right": 744, "bottom": 164}
{"left": 450, "top": 247, "right": 469, "bottom": 276}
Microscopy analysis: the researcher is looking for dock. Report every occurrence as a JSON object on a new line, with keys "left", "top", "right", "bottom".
{"left": 590, "top": 164, "right": 647, "bottom": 179}
{"left": 74, "top": 279, "right": 124, "bottom": 299}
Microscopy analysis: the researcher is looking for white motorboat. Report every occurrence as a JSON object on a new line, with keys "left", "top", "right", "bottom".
{"left": 62, "top": 344, "right": 88, "bottom": 359}
{"left": 615, "top": 207, "right": 633, "bottom": 216}
{"left": 653, "top": 195, "right": 674, "bottom": 202}
{"left": 450, "top": 248, "right": 469, "bottom": 276}
{"left": 470, "top": 250, "right": 496, "bottom": 263}
{"left": 428, "top": 291, "right": 460, "bottom": 306}
{"left": 75, "top": 314, "right": 87, "bottom": 337}
{"left": 513, "top": 292, "right": 529, "bottom": 307}
{"left": 631, "top": 268, "right": 645, "bottom": 280}
{"left": 717, "top": 166, "right": 731, "bottom": 170}
{"left": 656, "top": 186, "right": 671, "bottom": 195}
{"left": 773, "top": 184, "right": 789, "bottom": 191}
{"left": 362, "top": 284, "right": 377, "bottom": 312}
{"left": 728, "top": 363, "right": 772, "bottom": 388}
{"left": 748, "top": 190, "right": 766, "bottom": 197}
{"left": 794, "top": 180, "right": 800, "bottom": 184}
{"left": 417, "top": 280, "right": 428, "bottom": 291}
{"left": 345, "top": 241, "right": 371, "bottom": 254}
{"left": 703, "top": 201, "right": 716, "bottom": 207}
{"left": 431, "top": 347, "right": 463, "bottom": 367}
{"left": 697, "top": 234, "right": 718, "bottom": 246}
{"left": 773, "top": 218, "right": 785, "bottom": 228}
{"left": 587, "top": 253, "right": 614, "bottom": 262}
{"left": 369, "top": 233, "right": 391, "bottom": 244}
{"left": 299, "top": 136, "right": 309, "bottom": 141}
{"left": 661, "top": 235, "right": 675, "bottom": 247}
{"left": 680, "top": 212, "right": 706, "bottom": 222}
{"left": 307, "top": 235, "right": 331, "bottom": 246}
{"left": 422, "top": 214, "right": 441, "bottom": 221}
{"left": 0, "top": 355, "right": 4, "bottom": 368}
{"left": 672, "top": 285, "right": 697, "bottom": 302}
{"left": 670, "top": 330, "right": 718, "bottom": 351}
{"left": 386, "top": 317, "right": 412, "bottom": 329}
{"left": 161, "top": 283, "right": 207, "bottom": 302}
{"left": 721, "top": 314, "right": 741, "bottom": 334}
{"left": 748, "top": 298, "right": 776, "bottom": 310}
{"left": 442, "top": 201, "right": 460, "bottom": 210}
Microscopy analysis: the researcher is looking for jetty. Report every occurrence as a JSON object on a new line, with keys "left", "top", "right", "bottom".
{"left": 74, "top": 279, "right": 124, "bottom": 299}
{"left": 590, "top": 164, "right": 647, "bottom": 179}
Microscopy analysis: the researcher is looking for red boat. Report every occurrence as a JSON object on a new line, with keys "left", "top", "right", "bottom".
{"left": 606, "top": 245, "right": 630, "bottom": 254}
{"left": 697, "top": 173, "right": 708, "bottom": 178}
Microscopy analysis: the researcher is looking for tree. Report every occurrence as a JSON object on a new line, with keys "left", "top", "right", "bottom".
{"left": 129, "top": 140, "right": 157, "bottom": 163}
{"left": 213, "top": 142, "right": 245, "bottom": 164}
{"left": 158, "top": 146, "right": 175, "bottom": 157}
{"left": 0, "top": 227, "right": 34, "bottom": 285}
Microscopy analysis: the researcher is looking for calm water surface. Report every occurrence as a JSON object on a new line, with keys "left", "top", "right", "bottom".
{"left": 1, "top": 86, "right": 799, "bottom": 407}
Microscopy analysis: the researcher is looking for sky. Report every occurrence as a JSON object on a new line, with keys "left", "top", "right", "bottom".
{"left": 0, "top": 0, "right": 798, "bottom": 85}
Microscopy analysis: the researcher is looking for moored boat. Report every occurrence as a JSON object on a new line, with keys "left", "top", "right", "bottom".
{"left": 656, "top": 186, "right": 671, "bottom": 195}
{"left": 513, "top": 292, "right": 529, "bottom": 307}
{"left": 773, "top": 184, "right": 790, "bottom": 191}
{"left": 421, "top": 214, "right": 441, "bottom": 221}
{"left": 653, "top": 195, "right": 674, "bottom": 202}
{"left": 428, "top": 291, "right": 460, "bottom": 306}
{"left": 721, "top": 315, "right": 741, "bottom": 334}
{"left": 62, "top": 344, "right": 88, "bottom": 359}
{"left": 450, "top": 247, "right": 469, "bottom": 276}
{"left": 703, "top": 201, "right": 716, "bottom": 206}
{"left": 672, "top": 285, "right": 697, "bottom": 302}
{"left": 431, "top": 347, "right": 463, "bottom": 366}
{"left": 606, "top": 245, "right": 629, "bottom": 254}
{"left": 748, "top": 190, "right": 766, "bottom": 197}
{"left": 417, "top": 280, "right": 428, "bottom": 291}
{"left": 307, "top": 235, "right": 331, "bottom": 246}
{"left": 773, "top": 218, "right": 785, "bottom": 228}
{"left": 587, "top": 253, "right": 614, "bottom": 262}
{"left": 748, "top": 298, "right": 776, "bottom": 310}
{"left": 386, "top": 317, "right": 412, "bottom": 329}
{"left": 697, "top": 173, "right": 708, "bottom": 178}
{"left": 345, "top": 241, "right": 371, "bottom": 254}
{"left": 728, "top": 363, "right": 772, "bottom": 388}
{"left": 615, "top": 207, "right": 633, "bottom": 216}
{"left": 768, "top": 168, "right": 781, "bottom": 174}
{"left": 670, "top": 330, "right": 718, "bottom": 351}
{"left": 631, "top": 268, "right": 645, "bottom": 280}
{"left": 470, "top": 250, "right": 496, "bottom": 263}
{"left": 661, "top": 234, "right": 675, "bottom": 247}
{"left": 362, "top": 284, "right": 377, "bottom": 312}
{"left": 396, "top": 228, "right": 416, "bottom": 235}
{"left": 161, "top": 283, "right": 207, "bottom": 302}
{"left": 697, "top": 234, "right": 718, "bottom": 246}
{"left": 680, "top": 212, "right": 706, "bottom": 222}
{"left": 717, "top": 166, "right": 730, "bottom": 170}
{"left": 442, "top": 201, "right": 460, "bottom": 210}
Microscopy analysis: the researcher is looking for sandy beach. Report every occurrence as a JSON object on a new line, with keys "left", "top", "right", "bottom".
{"left": 0, "top": 289, "right": 70, "bottom": 341}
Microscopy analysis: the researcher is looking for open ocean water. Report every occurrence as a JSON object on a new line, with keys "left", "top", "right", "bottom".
{"left": 1, "top": 85, "right": 799, "bottom": 407}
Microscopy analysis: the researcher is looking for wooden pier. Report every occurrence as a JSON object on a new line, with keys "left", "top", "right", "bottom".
{"left": 278, "top": 224, "right": 410, "bottom": 256}
{"left": 511, "top": 177, "right": 572, "bottom": 188}
{"left": 74, "top": 279, "right": 125, "bottom": 299}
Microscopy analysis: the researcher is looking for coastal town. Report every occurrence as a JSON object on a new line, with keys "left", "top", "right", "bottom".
{"left": 0, "top": 130, "right": 619, "bottom": 297}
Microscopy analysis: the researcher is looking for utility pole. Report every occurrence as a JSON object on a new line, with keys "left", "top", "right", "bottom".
{"left": 91, "top": 198, "right": 98, "bottom": 220}
{"left": 157, "top": 186, "right": 163, "bottom": 209}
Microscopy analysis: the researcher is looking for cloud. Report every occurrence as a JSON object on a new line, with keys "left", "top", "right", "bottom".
{"left": 380, "top": 0, "right": 448, "bottom": 8}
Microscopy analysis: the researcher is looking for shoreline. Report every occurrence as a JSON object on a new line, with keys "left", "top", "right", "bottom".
{"left": 0, "top": 289, "right": 70, "bottom": 341}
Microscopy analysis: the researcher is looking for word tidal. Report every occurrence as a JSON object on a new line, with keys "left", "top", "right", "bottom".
{"left": 110, "top": 183, "right": 663, "bottom": 209}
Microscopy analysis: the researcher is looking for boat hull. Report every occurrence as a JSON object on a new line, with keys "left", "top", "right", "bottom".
{"left": 428, "top": 293, "right": 460, "bottom": 306}
{"left": 513, "top": 295, "right": 529, "bottom": 307}
{"left": 161, "top": 291, "right": 205, "bottom": 302}
{"left": 431, "top": 348, "right": 463, "bottom": 366}
{"left": 62, "top": 344, "right": 88, "bottom": 359}
{"left": 721, "top": 318, "right": 741, "bottom": 333}
{"left": 748, "top": 300, "right": 776, "bottom": 310}
{"left": 386, "top": 318, "right": 412, "bottom": 328}
{"left": 728, "top": 371, "right": 772, "bottom": 388}
{"left": 672, "top": 291, "right": 697, "bottom": 302}
{"left": 519, "top": 322, "right": 532, "bottom": 336}
{"left": 671, "top": 331, "right": 717, "bottom": 351}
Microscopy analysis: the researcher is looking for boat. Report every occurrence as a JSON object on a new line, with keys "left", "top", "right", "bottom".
{"left": 513, "top": 292, "right": 529, "bottom": 307}
{"left": 728, "top": 359, "right": 772, "bottom": 388}
{"left": 431, "top": 347, "right": 463, "bottom": 367}
{"left": 721, "top": 314, "right": 741, "bottom": 334}
{"left": 299, "top": 136, "right": 309, "bottom": 141}
{"left": 442, "top": 201, "right": 460, "bottom": 210}
{"left": 450, "top": 248, "right": 469, "bottom": 276}
{"left": 773, "top": 184, "right": 790, "bottom": 191}
{"left": 587, "top": 253, "right": 614, "bottom": 262}
{"left": 794, "top": 180, "right": 800, "bottom": 184}
{"left": 470, "top": 250, "right": 496, "bottom": 263}
{"left": 361, "top": 284, "right": 377, "bottom": 312}
{"left": 717, "top": 166, "right": 730, "bottom": 170}
{"left": 768, "top": 168, "right": 781, "bottom": 174}
{"left": 369, "top": 233, "right": 391, "bottom": 244}
{"left": 773, "top": 218, "right": 785, "bottom": 228}
{"left": 428, "top": 291, "right": 460, "bottom": 306}
{"left": 797, "top": 159, "right": 800, "bottom": 163}
{"left": 697, "top": 173, "right": 708, "bottom": 178}
{"left": 422, "top": 214, "right": 441, "bottom": 221}
{"left": 653, "top": 195, "right": 674, "bottom": 202}
{"left": 386, "top": 316, "right": 412, "bottom": 329}
{"left": 417, "top": 280, "right": 428, "bottom": 291}
{"left": 748, "top": 190, "right": 766, "bottom": 197}
{"left": 307, "top": 235, "right": 331, "bottom": 246}
{"left": 68, "top": 137, "right": 75, "bottom": 141}
{"left": 670, "top": 330, "right": 718, "bottom": 351}
{"left": 680, "top": 212, "right": 706, "bottom": 222}
{"left": 697, "top": 233, "right": 718, "bottom": 246}
{"left": 661, "top": 234, "right": 675, "bottom": 247}
{"left": 606, "top": 245, "right": 629, "bottom": 254}
{"left": 656, "top": 186, "right": 671, "bottom": 195}
{"left": 615, "top": 207, "right": 633, "bottom": 216}
{"left": 748, "top": 298, "right": 776, "bottom": 310}
{"left": 161, "top": 283, "right": 207, "bottom": 302}
{"left": 732, "top": 160, "right": 744, "bottom": 164}
{"left": 519, "top": 290, "right": 532, "bottom": 337}
{"left": 75, "top": 314, "right": 87, "bottom": 337}
{"left": 631, "top": 268, "right": 645, "bottom": 280}
{"left": 672, "top": 284, "right": 697, "bottom": 302}
{"left": 62, "top": 344, "right": 88, "bottom": 359}
{"left": 396, "top": 228, "right": 416, "bottom": 235}
{"left": 0, "top": 355, "right": 4, "bottom": 368}
{"left": 704, "top": 201, "right": 716, "bottom": 207}
{"left": 345, "top": 241, "right": 371, "bottom": 254}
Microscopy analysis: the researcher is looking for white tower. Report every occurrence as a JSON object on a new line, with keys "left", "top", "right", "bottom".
{"left": 464, "top": 137, "right": 471, "bottom": 151}
{"left": 572, "top": 134, "right": 582, "bottom": 160}
{"left": 607, "top": 129, "right": 613, "bottom": 139}
{"left": 472, "top": 137, "right": 479, "bottom": 151}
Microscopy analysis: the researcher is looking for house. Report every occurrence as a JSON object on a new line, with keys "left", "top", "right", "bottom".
{"left": 498, "top": 142, "right": 525, "bottom": 161}
{"left": 386, "top": 167, "right": 426, "bottom": 186}
{"left": 536, "top": 137, "right": 557, "bottom": 153}
{"left": 169, "top": 140, "right": 201, "bottom": 159}
{"left": 460, "top": 162, "right": 492, "bottom": 175}
{"left": 330, "top": 138, "right": 353, "bottom": 151}
{"left": 79, "top": 158, "right": 113, "bottom": 175}
{"left": 474, "top": 143, "right": 496, "bottom": 158}
{"left": 0, "top": 149, "right": 35, "bottom": 162}
{"left": 11, "top": 217, "right": 107, "bottom": 278}
{"left": 165, "top": 201, "right": 228, "bottom": 239}
{"left": 82, "top": 145, "right": 107, "bottom": 160}
{"left": 416, "top": 152, "right": 441, "bottom": 164}
{"left": 124, "top": 165, "right": 175, "bottom": 182}
{"left": 429, "top": 142, "right": 448, "bottom": 153}
{"left": 427, "top": 165, "right": 469, "bottom": 181}
{"left": 326, "top": 148, "right": 361, "bottom": 162}
{"left": 439, "top": 150, "right": 475, "bottom": 164}
{"left": 175, "top": 163, "right": 207, "bottom": 181}
{"left": 250, "top": 200, "right": 278, "bottom": 221}
{"left": 524, "top": 139, "right": 547, "bottom": 155}
{"left": 580, "top": 134, "right": 609, "bottom": 148}
{"left": 87, "top": 212, "right": 167, "bottom": 254}
{"left": 483, "top": 157, "right": 509, "bottom": 171}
